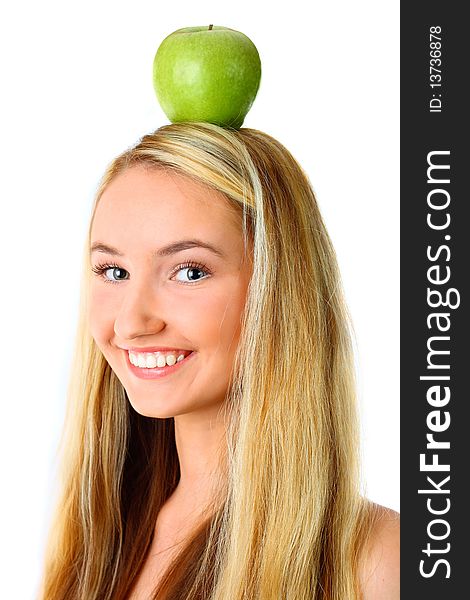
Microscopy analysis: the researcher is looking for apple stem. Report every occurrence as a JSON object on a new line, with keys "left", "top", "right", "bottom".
{"left": 208, "top": 24, "right": 213, "bottom": 30}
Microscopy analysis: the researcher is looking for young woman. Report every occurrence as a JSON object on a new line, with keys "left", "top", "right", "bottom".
{"left": 38, "top": 122, "right": 399, "bottom": 600}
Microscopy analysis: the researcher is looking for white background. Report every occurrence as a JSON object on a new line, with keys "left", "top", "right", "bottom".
{"left": 0, "top": 1, "right": 399, "bottom": 597}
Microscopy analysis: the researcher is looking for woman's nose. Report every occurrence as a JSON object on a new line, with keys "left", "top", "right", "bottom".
{"left": 113, "top": 279, "right": 166, "bottom": 341}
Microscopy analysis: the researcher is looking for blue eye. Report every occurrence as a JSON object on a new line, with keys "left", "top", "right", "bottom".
{"left": 172, "top": 262, "right": 212, "bottom": 285}
{"left": 91, "top": 263, "right": 129, "bottom": 284}
{"left": 91, "top": 261, "right": 212, "bottom": 285}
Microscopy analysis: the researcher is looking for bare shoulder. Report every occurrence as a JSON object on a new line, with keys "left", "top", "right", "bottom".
{"left": 359, "top": 503, "right": 400, "bottom": 600}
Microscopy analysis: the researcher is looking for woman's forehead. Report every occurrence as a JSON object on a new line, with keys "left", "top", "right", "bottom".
{"left": 97, "top": 166, "right": 239, "bottom": 222}
{"left": 91, "top": 166, "right": 248, "bottom": 260}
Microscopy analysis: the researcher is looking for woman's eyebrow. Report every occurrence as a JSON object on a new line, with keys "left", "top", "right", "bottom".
{"left": 90, "top": 239, "right": 226, "bottom": 259}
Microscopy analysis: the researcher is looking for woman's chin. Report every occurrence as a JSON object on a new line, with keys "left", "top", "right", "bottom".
{"left": 126, "top": 396, "right": 177, "bottom": 419}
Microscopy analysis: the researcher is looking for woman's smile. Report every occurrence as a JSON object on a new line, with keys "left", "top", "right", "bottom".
{"left": 124, "top": 347, "right": 197, "bottom": 380}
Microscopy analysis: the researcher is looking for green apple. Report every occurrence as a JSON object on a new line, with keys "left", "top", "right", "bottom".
{"left": 153, "top": 25, "right": 261, "bottom": 129}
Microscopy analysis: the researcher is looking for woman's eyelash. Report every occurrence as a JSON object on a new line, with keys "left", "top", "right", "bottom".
{"left": 91, "top": 262, "right": 125, "bottom": 285}
{"left": 171, "top": 261, "right": 212, "bottom": 284}
{"left": 91, "top": 261, "right": 212, "bottom": 285}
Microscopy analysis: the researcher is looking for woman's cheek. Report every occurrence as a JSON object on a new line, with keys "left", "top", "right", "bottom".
{"left": 88, "top": 286, "right": 116, "bottom": 339}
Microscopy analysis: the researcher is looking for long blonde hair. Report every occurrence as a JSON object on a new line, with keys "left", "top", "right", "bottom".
{"left": 38, "top": 122, "right": 375, "bottom": 599}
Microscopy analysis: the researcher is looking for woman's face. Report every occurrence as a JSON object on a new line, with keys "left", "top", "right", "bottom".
{"left": 89, "top": 165, "right": 252, "bottom": 419}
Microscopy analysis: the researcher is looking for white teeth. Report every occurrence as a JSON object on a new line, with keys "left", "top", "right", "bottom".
{"left": 146, "top": 354, "right": 157, "bottom": 368}
{"left": 128, "top": 350, "right": 190, "bottom": 369}
{"left": 156, "top": 355, "right": 166, "bottom": 368}
{"left": 166, "top": 355, "right": 177, "bottom": 366}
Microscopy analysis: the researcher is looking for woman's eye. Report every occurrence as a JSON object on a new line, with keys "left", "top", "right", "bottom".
{"left": 173, "top": 264, "right": 211, "bottom": 284}
{"left": 105, "top": 267, "right": 129, "bottom": 282}
{"left": 92, "top": 261, "right": 211, "bottom": 285}
{"left": 91, "top": 264, "right": 129, "bottom": 283}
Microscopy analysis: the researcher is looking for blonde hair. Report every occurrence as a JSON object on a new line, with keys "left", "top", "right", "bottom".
{"left": 38, "top": 122, "right": 376, "bottom": 599}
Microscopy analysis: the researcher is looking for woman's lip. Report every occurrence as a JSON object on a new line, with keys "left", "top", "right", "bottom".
{"left": 125, "top": 349, "right": 195, "bottom": 379}
{"left": 121, "top": 346, "right": 193, "bottom": 354}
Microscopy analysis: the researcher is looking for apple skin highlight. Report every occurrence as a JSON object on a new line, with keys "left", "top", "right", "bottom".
{"left": 153, "top": 25, "right": 261, "bottom": 129}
